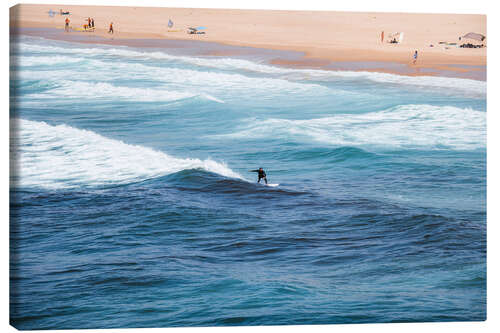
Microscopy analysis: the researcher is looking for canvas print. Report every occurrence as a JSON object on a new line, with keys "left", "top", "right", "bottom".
{"left": 9, "top": 3, "right": 486, "bottom": 330}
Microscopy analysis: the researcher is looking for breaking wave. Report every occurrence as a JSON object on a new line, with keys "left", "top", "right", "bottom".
{"left": 10, "top": 119, "right": 243, "bottom": 189}
{"left": 213, "top": 104, "right": 486, "bottom": 150}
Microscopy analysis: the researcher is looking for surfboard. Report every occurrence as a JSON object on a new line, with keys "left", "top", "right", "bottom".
{"left": 265, "top": 183, "right": 279, "bottom": 187}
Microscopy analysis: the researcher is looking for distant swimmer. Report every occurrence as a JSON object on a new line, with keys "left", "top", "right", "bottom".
{"left": 250, "top": 167, "right": 267, "bottom": 184}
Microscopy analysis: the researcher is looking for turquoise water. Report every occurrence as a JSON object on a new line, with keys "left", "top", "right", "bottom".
{"left": 10, "top": 35, "right": 486, "bottom": 329}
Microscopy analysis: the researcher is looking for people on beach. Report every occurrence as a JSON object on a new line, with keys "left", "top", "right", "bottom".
{"left": 250, "top": 168, "right": 268, "bottom": 184}
{"left": 83, "top": 18, "right": 95, "bottom": 30}
{"left": 64, "top": 17, "right": 70, "bottom": 32}
{"left": 413, "top": 50, "right": 418, "bottom": 64}
{"left": 381, "top": 31, "right": 384, "bottom": 43}
{"left": 108, "top": 22, "right": 114, "bottom": 34}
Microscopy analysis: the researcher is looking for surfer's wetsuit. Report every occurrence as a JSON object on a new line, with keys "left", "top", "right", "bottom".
{"left": 251, "top": 169, "right": 267, "bottom": 184}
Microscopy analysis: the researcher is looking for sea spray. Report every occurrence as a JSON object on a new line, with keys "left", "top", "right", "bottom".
{"left": 212, "top": 104, "right": 486, "bottom": 151}
{"left": 11, "top": 119, "right": 243, "bottom": 189}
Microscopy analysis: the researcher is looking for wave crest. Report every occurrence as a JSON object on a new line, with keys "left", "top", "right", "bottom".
{"left": 24, "top": 80, "right": 224, "bottom": 103}
{"left": 10, "top": 119, "right": 242, "bottom": 189}
{"left": 213, "top": 104, "right": 486, "bottom": 151}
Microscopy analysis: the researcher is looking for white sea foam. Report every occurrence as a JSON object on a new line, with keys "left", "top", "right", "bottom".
{"left": 214, "top": 105, "right": 486, "bottom": 151}
{"left": 11, "top": 67, "right": 226, "bottom": 103}
{"left": 11, "top": 119, "right": 243, "bottom": 189}
{"left": 27, "top": 80, "right": 217, "bottom": 102}
{"left": 11, "top": 55, "right": 87, "bottom": 66}
{"left": 16, "top": 40, "right": 486, "bottom": 98}
{"left": 12, "top": 54, "right": 331, "bottom": 99}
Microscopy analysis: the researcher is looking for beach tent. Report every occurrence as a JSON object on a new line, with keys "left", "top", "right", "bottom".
{"left": 461, "top": 32, "right": 485, "bottom": 41}
{"left": 387, "top": 32, "right": 404, "bottom": 43}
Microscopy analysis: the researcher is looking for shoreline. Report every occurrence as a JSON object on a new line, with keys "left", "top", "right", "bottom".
{"left": 11, "top": 27, "right": 486, "bottom": 82}
{"left": 10, "top": 4, "right": 487, "bottom": 81}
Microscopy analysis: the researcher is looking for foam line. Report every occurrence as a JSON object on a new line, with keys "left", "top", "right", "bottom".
{"left": 16, "top": 39, "right": 486, "bottom": 98}
{"left": 11, "top": 119, "right": 243, "bottom": 189}
{"left": 214, "top": 104, "right": 486, "bottom": 151}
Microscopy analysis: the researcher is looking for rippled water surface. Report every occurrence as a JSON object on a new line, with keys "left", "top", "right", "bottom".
{"left": 10, "top": 35, "right": 486, "bottom": 329}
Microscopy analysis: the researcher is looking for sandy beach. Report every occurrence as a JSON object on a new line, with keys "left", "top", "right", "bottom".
{"left": 10, "top": 4, "right": 486, "bottom": 78}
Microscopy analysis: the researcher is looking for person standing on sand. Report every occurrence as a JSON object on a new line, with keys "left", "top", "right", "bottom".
{"left": 412, "top": 50, "right": 418, "bottom": 64}
{"left": 64, "top": 17, "right": 70, "bottom": 32}
{"left": 91, "top": 18, "right": 94, "bottom": 28}
{"left": 108, "top": 22, "right": 114, "bottom": 34}
{"left": 381, "top": 31, "right": 384, "bottom": 43}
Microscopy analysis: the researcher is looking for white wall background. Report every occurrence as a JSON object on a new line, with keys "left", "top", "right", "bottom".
{"left": 2, "top": 1, "right": 497, "bottom": 333}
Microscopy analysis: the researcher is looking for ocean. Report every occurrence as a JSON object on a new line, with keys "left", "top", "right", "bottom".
{"left": 10, "top": 35, "right": 486, "bottom": 329}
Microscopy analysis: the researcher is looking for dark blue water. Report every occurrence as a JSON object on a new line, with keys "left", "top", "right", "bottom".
{"left": 10, "top": 35, "right": 486, "bottom": 329}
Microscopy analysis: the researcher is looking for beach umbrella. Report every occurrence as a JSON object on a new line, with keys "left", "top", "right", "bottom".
{"left": 462, "top": 32, "right": 485, "bottom": 41}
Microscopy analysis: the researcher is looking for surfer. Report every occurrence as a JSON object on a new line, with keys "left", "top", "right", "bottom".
{"left": 250, "top": 168, "right": 267, "bottom": 184}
